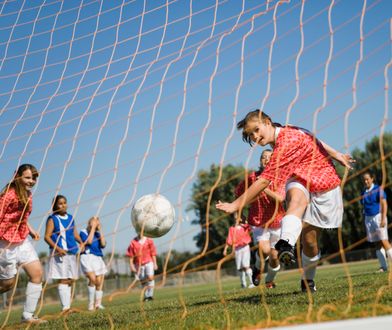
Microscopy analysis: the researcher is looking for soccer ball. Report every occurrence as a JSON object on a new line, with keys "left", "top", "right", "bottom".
{"left": 131, "top": 194, "right": 175, "bottom": 238}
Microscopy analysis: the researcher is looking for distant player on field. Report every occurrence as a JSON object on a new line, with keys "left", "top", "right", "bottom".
{"left": 223, "top": 217, "right": 254, "bottom": 288}
{"left": 216, "top": 109, "right": 354, "bottom": 292}
{"left": 127, "top": 234, "right": 158, "bottom": 301}
{"left": 80, "top": 216, "right": 107, "bottom": 310}
{"left": 235, "top": 149, "right": 284, "bottom": 289}
{"left": 360, "top": 171, "right": 392, "bottom": 272}
{"left": 45, "top": 195, "right": 84, "bottom": 312}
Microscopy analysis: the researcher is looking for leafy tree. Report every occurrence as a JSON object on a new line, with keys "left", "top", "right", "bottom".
{"left": 188, "top": 164, "right": 248, "bottom": 264}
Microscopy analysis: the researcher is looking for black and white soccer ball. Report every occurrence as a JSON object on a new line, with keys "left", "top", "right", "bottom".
{"left": 131, "top": 194, "right": 175, "bottom": 238}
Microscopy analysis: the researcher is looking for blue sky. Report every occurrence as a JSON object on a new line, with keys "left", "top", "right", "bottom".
{"left": 0, "top": 0, "right": 391, "bottom": 256}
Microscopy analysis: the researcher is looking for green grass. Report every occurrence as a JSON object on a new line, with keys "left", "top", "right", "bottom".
{"left": 1, "top": 260, "right": 391, "bottom": 329}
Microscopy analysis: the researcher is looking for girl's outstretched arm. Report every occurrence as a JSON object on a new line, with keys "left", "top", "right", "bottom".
{"left": 216, "top": 177, "right": 270, "bottom": 213}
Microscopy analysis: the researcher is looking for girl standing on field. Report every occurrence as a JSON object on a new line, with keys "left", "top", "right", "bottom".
{"left": 235, "top": 149, "right": 284, "bottom": 289}
{"left": 127, "top": 233, "right": 158, "bottom": 301}
{"left": 45, "top": 195, "right": 83, "bottom": 312}
{"left": 217, "top": 110, "right": 354, "bottom": 292}
{"left": 0, "top": 164, "right": 46, "bottom": 324}
{"left": 223, "top": 218, "right": 254, "bottom": 289}
{"left": 80, "top": 216, "right": 107, "bottom": 310}
{"left": 361, "top": 171, "right": 392, "bottom": 272}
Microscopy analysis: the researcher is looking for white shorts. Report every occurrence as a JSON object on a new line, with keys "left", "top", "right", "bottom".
{"left": 286, "top": 181, "right": 343, "bottom": 229}
{"left": 0, "top": 239, "right": 39, "bottom": 280}
{"left": 48, "top": 254, "right": 79, "bottom": 280}
{"left": 365, "top": 213, "right": 389, "bottom": 242}
{"left": 137, "top": 261, "right": 155, "bottom": 280}
{"left": 234, "top": 245, "right": 250, "bottom": 270}
{"left": 80, "top": 254, "right": 108, "bottom": 276}
{"left": 251, "top": 226, "right": 281, "bottom": 248}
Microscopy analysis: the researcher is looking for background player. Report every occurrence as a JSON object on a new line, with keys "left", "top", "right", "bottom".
{"left": 360, "top": 171, "right": 392, "bottom": 272}
{"left": 223, "top": 217, "right": 254, "bottom": 288}
{"left": 235, "top": 149, "right": 284, "bottom": 288}
{"left": 80, "top": 216, "right": 107, "bottom": 310}
{"left": 127, "top": 233, "right": 158, "bottom": 301}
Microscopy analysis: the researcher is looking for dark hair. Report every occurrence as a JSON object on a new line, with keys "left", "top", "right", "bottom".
{"left": 1, "top": 164, "right": 39, "bottom": 205}
{"left": 237, "top": 110, "right": 281, "bottom": 145}
{"left": 362, "top": 171, "right": 376, "bottom": 180}
{"left": 52, "top": 194, "right": 67, "bottom": 213}
{"left": 258, "top": 149, "right": 273, "bottom": 171}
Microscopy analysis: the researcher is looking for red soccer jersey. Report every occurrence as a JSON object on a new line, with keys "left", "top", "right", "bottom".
{"left": 226, "top": 224, "right": 251, "bottom": 248}
{"left": 235, "top": 171, "right": 284, "bottom": 229}
{"left": 126, "top": 237, "right": 157, "bottom": 266}
{"left": 261, "top": 126, "right": 341, "bottom": 193}
{"left": 0, "top": 188, "right": 31, "bottom": 243}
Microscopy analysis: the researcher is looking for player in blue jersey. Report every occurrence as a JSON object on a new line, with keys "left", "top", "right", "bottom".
{"left": 361, "top": 171, "right": 392, "bottom": 272}
{"left": 80, "top": 216, "right": 107, "bottom": 311}
{"left": 44, "top": 195, "right": 84, "bottom": 312}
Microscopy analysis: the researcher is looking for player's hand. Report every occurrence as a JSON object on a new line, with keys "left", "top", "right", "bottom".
{"left": 380, "top": 218, "right": 387, "bottom": 228}
{"left": 335, "top": 153, "right": 355, "bottom": 169}
{"left": 154, "top": 264, "right": 158, "bottom": 271}
{"left": 222, "top": 250, "right": 227, "bottom": 257}
{"left": 29, "top": 229, "right": 40, "bottom": 240}
{"left": 56, "top": 248, "right": 67, "bottom": 256}
{"left": 216, "top": 201, "right": 237, "bottom": 214}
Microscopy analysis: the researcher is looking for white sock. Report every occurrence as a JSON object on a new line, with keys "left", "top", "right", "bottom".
{"left": 265, "top": 264, "right": 280, "bottom": 283}
{"left": 240, "top": 271, "right": 246, "bottom": 287}
{"left": 145, "top": 280, "right": 154, "bottom": 298}
{"left": 245, "top": 268, "right": 253, "bottom": 286}
{"left": 385, "top": 248, "right": 392, "bottom": 261}
{"left": 301, "top": 252, "right": 320, "bottom": 280}
{"left": 376, "top": 249, "right": 388, "bottom": 270}
{"left": 58, "top": 284, "right": 71, "bottom": 310}
{"left": 88, "top": 286, "right": 96, "bottom": 309}
{"left": 95, "top": 290, "right": 103, "bottom": 307}
{"left": 23, "top": 282, "right": 42, "bottom": 319}
{"left": 280, "top": 215, "right": 303, "bottom": 246}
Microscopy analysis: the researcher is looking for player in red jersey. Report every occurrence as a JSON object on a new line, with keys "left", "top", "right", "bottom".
{"left": 0, "top": 164, "right": 46, "bottom": 323}
{"left": 223, "top": 218, "right": 254, "bottom": 288}
{"left": 235, "top": 149, "right": 285, "bottom": 289}
{"left": 217, "top": 110, "right": 354, "bottom": 292}
{"left": 127, "top": 234, "right": 158, "bottom": 301}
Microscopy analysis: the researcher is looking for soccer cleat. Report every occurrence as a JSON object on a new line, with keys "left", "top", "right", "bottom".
{"left": 301, "top": 279, "right": 317, "bottom": 293}
{"left": 22, "top": 315, "right": 48, "bottom": 324}
{"left": 252, "top": 266, "right": 261, "bottom": 286}
{"left": 376, "top": 267, "right": 387, "bottom": 273}
{"left": 95, "top": 304, "right": 105, "bottom": 310}
{"left": 275, "top": 239, "right": 296, "bottom": 265}
{"left": 265, "top": 281, "right": 276, "bottom": 289}
{"left": 248, "top": 284, "right": 256, "bottom": 289}
{"left": 143, "top": 296, "right": 154, "bottom": 301}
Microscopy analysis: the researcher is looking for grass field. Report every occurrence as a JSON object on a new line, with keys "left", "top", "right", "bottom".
{"left": 1, "top": 260, "right": 391, "bottom": 329}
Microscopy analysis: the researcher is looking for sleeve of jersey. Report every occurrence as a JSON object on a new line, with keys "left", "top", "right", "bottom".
{"left": 126, "top": 243, "right": 134, "bottom": 257}
{"left": 235, "top": 181, "right": 245, "bottom": 198}
{"left": 149, "top": 240, "right": 157, "bottom": 256}
{"left": 226, "top": 228, "right": 233, "bottom": 246}
{"left": 0, "top": 191, "right": 12, "bottom": 222}
{"left": 80, "top": 231, "right": 87, "bottom": 243}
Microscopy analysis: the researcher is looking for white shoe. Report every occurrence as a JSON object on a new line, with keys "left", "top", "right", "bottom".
{"left": 88, "top": 304, "right": 95, "bottom": 311}
{"left": 95, "top": 304, "right": 105, "bottom": 310}
{"left": 248, "top": 284, "right": 256, "bottom": 289}
{"left": 22, "top": 315, "right": 48, "bottom": 324}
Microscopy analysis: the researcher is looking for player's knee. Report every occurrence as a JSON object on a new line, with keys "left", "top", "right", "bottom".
{"left": 0, "top": 278, "right": 16, "bottom": 293}
{"left": 147, "top": 280, "right": 155, "bottom": 287}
